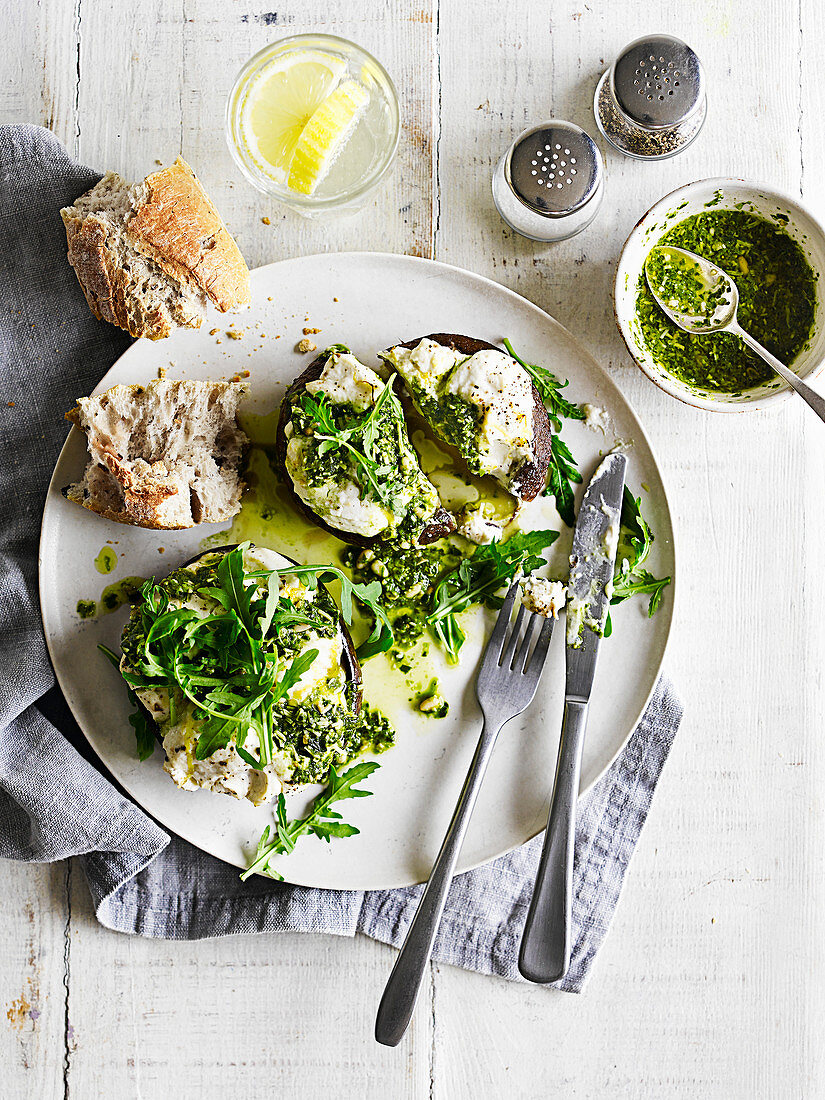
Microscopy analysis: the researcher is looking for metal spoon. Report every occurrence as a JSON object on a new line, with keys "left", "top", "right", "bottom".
{"left": 644, "top": 246, "right": 825, "bottom": 422}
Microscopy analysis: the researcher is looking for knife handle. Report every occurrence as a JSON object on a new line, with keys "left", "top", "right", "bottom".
{"left": 518, "top": 698, "right": 589, "bottom": 984}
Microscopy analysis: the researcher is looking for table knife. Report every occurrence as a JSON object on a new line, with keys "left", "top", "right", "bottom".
{"left": 518, "top": 450, "right": 627, "bottom": 983}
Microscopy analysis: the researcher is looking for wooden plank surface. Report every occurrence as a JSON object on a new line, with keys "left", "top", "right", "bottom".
{"left": 2, "top": 0, "right": 825, "bottom": 1096}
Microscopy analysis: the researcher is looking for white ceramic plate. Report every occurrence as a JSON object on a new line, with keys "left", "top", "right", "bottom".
{"left": 40, "top": 252, "right": 675, "bottom": 890}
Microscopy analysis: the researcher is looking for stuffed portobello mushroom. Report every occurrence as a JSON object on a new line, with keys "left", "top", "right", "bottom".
{"left": 275, "top": 345, "right": 455, "bottom": 547}
{"left": 118, "top": 544, "right": 388, "bottom": 806}
{"left": 380, "top": 334, "right": 552, "bottom": 502}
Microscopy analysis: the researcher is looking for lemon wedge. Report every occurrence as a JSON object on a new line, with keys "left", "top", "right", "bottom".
{"left": 287, "top": 80, "right": 369, "bottom": 195}
{"left": 241, "top": 50, "right": 347, "bottom": 181}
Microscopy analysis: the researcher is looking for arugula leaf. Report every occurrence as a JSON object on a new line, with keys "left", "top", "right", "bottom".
{"left": 271, "top": 648, "right": 319, "bottom": 705}
{"left": 258, "top": 572, "right": 281, "bottom": 637}
{"left": 608, "top": 486, "right": 671, "bottom": 621}
{"left": 546, "top": 434, "right": 583, "bottom": 528}
{"left": 99, "top": 644, "right": 155, "bottom": 761}
{"left": 128, "top": 706, "right": 156, "bottom": 762}
{"left": 248, "top": 564, "right": 394, "bottom": 660}
{"left": 503, "top": 339, "right": 584, "bottom": 526}
{"left": 217, "top": 546, "right": 256, "bottom": 634}
{"left": 503, "top": 338, "right": 586, "bottom": 433}
{"left": 296, "top": 373, "right": 407, "bottom": 512}
{"left": 240, "top": 761, "right": 379, "bottom": 880}
{"left": 429, "top": 530, "right": 559, "bottom": 662}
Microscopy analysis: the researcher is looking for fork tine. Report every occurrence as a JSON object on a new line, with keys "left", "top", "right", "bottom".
{"left": 513, "top": 612, "right": 540, "bottom": 672}
{"left": 522, "top": 615, "right": 556, "bottom": 681}
{"left": 500, "top": 603, "right": 527, "bottom": 668}
{"left": 480, "top": 578, "right": 521, "bottom": 669}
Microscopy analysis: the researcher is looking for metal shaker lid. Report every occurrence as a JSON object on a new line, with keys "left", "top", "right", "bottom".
{"left": 505, "top": 122, "right": 602, "bottom": 219}
{"left": 611, "top": 34, "right": 705, "bottom": 130}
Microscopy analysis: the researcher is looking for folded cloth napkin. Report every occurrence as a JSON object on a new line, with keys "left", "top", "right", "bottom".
{"left": 0, "top": 125, "right": 682, "bottom": 992}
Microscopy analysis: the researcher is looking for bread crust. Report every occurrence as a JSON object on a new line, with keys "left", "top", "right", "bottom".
{"left": 397, "top": 333, "right": 552, "bottom": 503}
{"left": 274, "top": 355, "right": 455, "bottom": 549}
{"left": 64, "top": 380, "right": 248, "bottom": 530}
{"left": 62, "top": 211, "right": 172, "bottom": 340}
{"left": 128, "top": 158, "right": 250, "bottom": 313}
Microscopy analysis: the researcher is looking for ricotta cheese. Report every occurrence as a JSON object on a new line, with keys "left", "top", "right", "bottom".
{"left": 582, "top": 403, "right": 610, "bottom": 433}
{"left": 445, "top": 350, "right": 534, "bottom": 480}
{"left": 305, "top": 352, "right": 382, "bottom": 411}
{"left": 385, "top": 338, "right": 462, "bottom": 386}
{"left": 383, "top": 340, "right": 535, "bottom": 489}
{"left": 456, "top": 507, "right": 504, "bottom": 545}
{"left": 521, "top": 576, "right": 567, "bottom": 619}
{"left": 285, "top": 435, "right": 393, "bottom": 537}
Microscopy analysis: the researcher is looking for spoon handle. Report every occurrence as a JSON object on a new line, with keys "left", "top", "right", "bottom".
{"left": 737, "top": 328, "right": 825, "bottom": 424}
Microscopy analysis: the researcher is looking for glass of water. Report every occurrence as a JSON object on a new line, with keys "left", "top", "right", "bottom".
{"left": 226, "top": 33, "right": 400, "bottom": 217}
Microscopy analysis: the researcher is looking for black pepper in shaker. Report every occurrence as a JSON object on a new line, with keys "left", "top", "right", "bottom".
{"left": 594, "top": 35, "right": 706, "bottom": 160}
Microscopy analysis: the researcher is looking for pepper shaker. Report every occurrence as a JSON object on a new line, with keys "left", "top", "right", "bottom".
{"left": 594, "top": 34, "right": 706, "bottom": 160}
{"left": 492, "top": 121, "right": 604, "bottom": 242}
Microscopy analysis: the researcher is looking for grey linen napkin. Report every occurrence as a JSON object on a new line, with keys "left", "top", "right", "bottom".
{"left": 0, "top": 125, "right": 682, "bottom": 991}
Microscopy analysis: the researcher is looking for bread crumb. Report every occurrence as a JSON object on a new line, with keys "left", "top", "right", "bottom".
{"left": 333, "top": 297, "right": 339, "bottom": 302}
{"left": 7, "top": 401, "right": 14, "bottom": 407}
{"left": 241, "top": 370, "right": 251, "bottom": 378}
{"left": 157, "top": 365, "right": 167, "bottom": 379}
{"left": 296, "top": 338, "right": 317, "bottom": 353}
{"left": 267, "top": 296, "right": 273, "bottom": 302}
{"left": 154, "top": 159, "right": 163, "bottom": 165}
{"left": 303, "top": 326, "right": 321, "bottom": 335}
{"left": 275, "top": 334, "right": 281, "bottom": 339}
{"left": 261, "top": 216, "right": 271, "bottom": 225}
{"left": 209, "top": 328, "right": 220, "bottom": 336}
{"left": 215, "top": 339, "right": 222, "bottom": 344}
{"left": 158, "top": 547, "right": 165, "bottom": 553}
{"left": 226, "top": 329, "right": 244, "bottom": 340}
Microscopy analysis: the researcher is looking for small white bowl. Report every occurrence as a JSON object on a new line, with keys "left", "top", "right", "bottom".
{"left": 614, "top": 178, "right": 825, "bottom": 412}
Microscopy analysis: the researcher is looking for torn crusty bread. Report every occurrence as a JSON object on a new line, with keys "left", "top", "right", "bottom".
{"left": 65, "top": 379, "right": 249, "bottom": 529}
{"left": 60, "top": 158, "right": 251, "bottom": 340}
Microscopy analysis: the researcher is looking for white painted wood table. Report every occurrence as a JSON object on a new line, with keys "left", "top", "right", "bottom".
{"left": 3, "top": 1, "right": 825, "bottom": 1095}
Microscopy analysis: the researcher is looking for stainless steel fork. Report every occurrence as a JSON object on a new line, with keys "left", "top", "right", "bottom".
{"left": 375, "top": 579, "right": 556, "bottom": 1047}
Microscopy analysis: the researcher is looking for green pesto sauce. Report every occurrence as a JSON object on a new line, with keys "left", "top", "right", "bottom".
{"left": 94, "top": 546, "right": 118, "bottom": 574}
{"left": 99, "top": 577, "right": 145, "bottom": 614}
{"left": 407, "top": 384, "right": 480, "bottom": 471}
{"left": 76, "top": 576, "right": 144, "bottom": 619}
{"left": 644, "top": 248, "right": 731, "bottom": 323}
{"left": 636, "top": 210, "right": 817, "bottom": 393}
{"left": 341, "top": 540, "right": 463, "bottom": 654}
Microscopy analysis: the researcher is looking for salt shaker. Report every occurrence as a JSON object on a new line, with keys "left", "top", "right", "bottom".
{"left": 492, "top": 121, "right": 604, "bottom": 242}
{"left": 594, "top": 34, "right": 706, "bottom": 160}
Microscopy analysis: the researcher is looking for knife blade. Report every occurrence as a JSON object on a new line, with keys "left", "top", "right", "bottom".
{"left": 518, "top": 450, "right": 627, "bottom": 984}
{"left": 565, "top": 450, "right": 627, "bottom": 701}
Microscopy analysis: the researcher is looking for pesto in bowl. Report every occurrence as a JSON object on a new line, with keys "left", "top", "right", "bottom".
{"left": 636, "top": 210, "right": 816, "bottom": 394}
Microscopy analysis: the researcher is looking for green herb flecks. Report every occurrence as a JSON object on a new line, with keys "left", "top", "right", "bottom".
{"left": 504, "top": 339, "right": 585, "bottom": 526}
{"left": 240, "top": 760, "right": 379, "bottom": 881}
